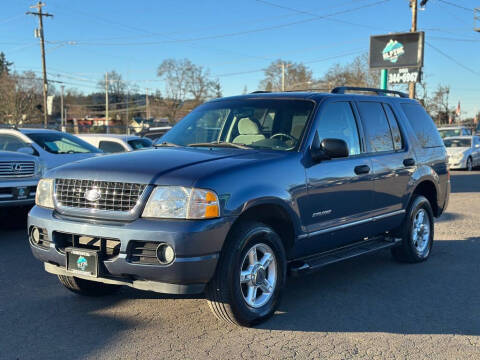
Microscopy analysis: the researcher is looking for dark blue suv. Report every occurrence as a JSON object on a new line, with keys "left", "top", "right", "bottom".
{"left": 29, "top": 87, "right": 450, "bottom": 326}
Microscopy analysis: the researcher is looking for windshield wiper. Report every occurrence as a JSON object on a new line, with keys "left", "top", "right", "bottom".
{"left": 187, "top": 141, "right": 252, "bottom": 149}
{"left": 154, "top": 141, "right": 182, "bottom": 148}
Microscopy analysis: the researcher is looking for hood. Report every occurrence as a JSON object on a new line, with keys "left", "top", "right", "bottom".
{"left": 446, "top": 147, "right": 468, "bottom": 156}
{"left": 0, "top": 150, "right": 37, "bottom": 162}
{"left": 46, "top": 147, "right": 256, "bottom": 185}
{"left": 43, "top": 152, "right": 100, "bottom": 170}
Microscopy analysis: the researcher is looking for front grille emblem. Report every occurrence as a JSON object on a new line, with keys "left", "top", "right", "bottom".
{"left": 13, "top": 163, "right": 22, "bottom": 172}
{"left": 84, "top": 188, "right": 101, "bottom": 202}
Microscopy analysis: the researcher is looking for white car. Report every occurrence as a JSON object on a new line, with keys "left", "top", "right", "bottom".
{"left": 77, "top": 134, "right": 153, "bottom": 153}
{"left": 0, "top": 128, "right": 101, "bottom": 171}
{"left": 438, "top": 126, "right": 472, "bottom": 139}
{"left": 444, "top": 135, "right": 480, "bottom": 171}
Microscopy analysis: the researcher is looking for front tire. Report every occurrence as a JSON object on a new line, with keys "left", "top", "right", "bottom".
{"left": 466, "top": 157, "right": 473, "bottom": 171}
{"left": 58, "top": 275, "right": 120, "bottom": 296}
{"left": 206, "top": 221, "right": 286, "bottom": 326}
{"left": 392, "top": 195, "right": 434, "bottom": 263}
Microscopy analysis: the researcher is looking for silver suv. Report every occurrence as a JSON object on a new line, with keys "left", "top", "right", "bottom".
{"left": 0, "top": 151, "right": 43, "bottom": 207}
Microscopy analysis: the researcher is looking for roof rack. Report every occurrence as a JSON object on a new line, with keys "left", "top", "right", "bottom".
{"left": 250, "top": 90, "right": 271, "bottom": 94}
{"left": 331, "top": 86, "right": 409, "bottom": 98}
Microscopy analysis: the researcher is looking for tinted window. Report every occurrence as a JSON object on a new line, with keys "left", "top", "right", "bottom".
{"left": 27, "top": 132, "right": 101, "bottom": 154}
{"left": 357, "top": 102, "right": 394, "bottom": 152}
{"left": 401, "top": 103, "right": 443, "bottom": 148}
{"left": 0, "top": 134, "right": 29, "bottom": 152}
{"left": 316, "top": 102, "right": 361, "bottom": 155}
{"left": 128, "top": 138, "right": 153, "bottom": 150}
{"left": 382, "top": 104, "right": 403, "bottom": 150}
{"left": 99, "top": 141, "right": 126, "bottom": 153}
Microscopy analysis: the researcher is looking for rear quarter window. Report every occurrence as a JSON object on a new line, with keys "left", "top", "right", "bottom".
{"left": 400, "top": 103, "right": 443, "bottom": 148}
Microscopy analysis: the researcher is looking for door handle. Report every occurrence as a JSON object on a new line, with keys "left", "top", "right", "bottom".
{"left": 403, "top": 158, "right": 415, "bottom": 167}
{"left": 354, "top": 165, "right": 370, "bottom": 175}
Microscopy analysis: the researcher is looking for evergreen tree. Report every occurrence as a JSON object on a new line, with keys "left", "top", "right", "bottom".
{"left": 0, "top": 52, "right": 13, "bottom": 76}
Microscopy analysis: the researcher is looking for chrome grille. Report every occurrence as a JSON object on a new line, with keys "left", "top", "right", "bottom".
{"left": 0, "top": 161, "right": 35, "bottom": 177}
{"left": 55, "top": 179, "right": 147, "bottom": 212}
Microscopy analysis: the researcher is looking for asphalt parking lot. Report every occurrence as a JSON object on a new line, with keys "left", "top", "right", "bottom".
{"left": 1, "top": 171, "right": 479, "bottom": 360}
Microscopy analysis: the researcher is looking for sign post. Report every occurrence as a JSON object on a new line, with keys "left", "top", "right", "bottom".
{"left": 380, "top": 69, "right": 388, "bottom": 90}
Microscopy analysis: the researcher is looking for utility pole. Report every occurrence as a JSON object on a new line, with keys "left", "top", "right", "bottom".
{"left": 409, "top": 0, "right": 418, "bottom": 99}
{"left": 60, "top": 85, "right": 64, "bottom": 131}
{"left": 281, "top": 63, "right": 285, "bottom": 91}
{"left": 26, "top": 2, "right": 53, "bottom": 128}
{"left": 146, "top": 88, "right": 150, "bottom": 119}
{"left": 105, "top": 72, "right": 109, "bottom": 134}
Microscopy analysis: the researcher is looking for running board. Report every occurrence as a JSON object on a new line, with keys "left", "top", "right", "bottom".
{"left": 289, "top": 237, "right": 401, "bottom": 277}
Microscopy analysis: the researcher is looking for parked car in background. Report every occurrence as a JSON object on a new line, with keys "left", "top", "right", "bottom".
{"left": 29, "top": 87, "right": 449, "bottom": 326}
{"left": 142, "top": 126, "right": 172, "bottom": 143}
{"left": 438, "top": 126, "right": 472, "bottom": 139}
{"left": 77, "top": 134, "right": 153, "bottom": 153}
{"left": 444, "top": 135, "right": 480, "bottom": 171}
{"left": 0, "top": 128, "right": 101, "bottom": 170}
{"left": 0, "top": 150, "right": 43, "bottom": 208}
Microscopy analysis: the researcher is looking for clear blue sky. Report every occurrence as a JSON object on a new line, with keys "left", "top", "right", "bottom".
{"left": 1, "top": 0, "right": 479, "bottom": 116}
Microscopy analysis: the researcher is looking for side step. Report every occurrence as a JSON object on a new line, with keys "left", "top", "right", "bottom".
{"left": 289, "top": 236, "right": 401, "bottom": 277}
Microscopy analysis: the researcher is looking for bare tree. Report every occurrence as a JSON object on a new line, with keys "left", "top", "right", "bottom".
{"left": 259, "top": 60, "right": 314, "bottom": 91}
{"left": 0, "top": 71, "right": 43, "bottom": 125}
{"left": 430, "top": 84, "right": 451, "bottom": 125}
{"left": 157, "top": 58, "right": 219, "bottom": 123}
{"left": 97, "top": 70, "right": 127, "bottom": 104}
{"left": 322, "top": 53, "right": 379, "bottom": 89}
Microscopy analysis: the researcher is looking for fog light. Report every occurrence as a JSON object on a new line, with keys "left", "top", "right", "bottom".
{"left": 31, "top": 227, "right": 40, "bottom": 244}
{"left": 156, "top": 243, "right": 175, "bottom": 264}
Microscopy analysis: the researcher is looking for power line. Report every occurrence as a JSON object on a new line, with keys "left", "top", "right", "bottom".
{"left": 60, "top": 0, "right": 391, "bottom": 46}
{"left": 426, "top": 41, "right": 480, "bottom": 77}
{"left": 436, "top": 0, "right": 474, "bottom": 13}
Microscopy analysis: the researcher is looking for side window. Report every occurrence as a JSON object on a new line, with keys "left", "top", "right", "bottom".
{"left": 98, "top": 141, "right": 125, "bottom": 153}
{"left": 316, "top": 102, "right": 361, "bottom": 156}
{"left": 400, "top": 103, "right": 443, "bottom": 148}
{"left": 357, "top": 102, "right": 394, "bottom": 153}
{"left": 382, "top": 104, "right": 403, "bottom": 150}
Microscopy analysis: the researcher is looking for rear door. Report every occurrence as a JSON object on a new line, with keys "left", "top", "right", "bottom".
{"left": 300, "top": 100, "right": 375, "bottom": 256}
{"left": 355, "top": 101, "right": 414, "bottom": 233}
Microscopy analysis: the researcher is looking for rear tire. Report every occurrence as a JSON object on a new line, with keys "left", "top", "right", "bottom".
{"left": 58, "top": 275, "right": 120, "bottom": 296}
{"left": 206, "top": 221, "right": 286, "bottom": 327}
{"left": 391, "top": 195, "right": 434, "bottom": 263}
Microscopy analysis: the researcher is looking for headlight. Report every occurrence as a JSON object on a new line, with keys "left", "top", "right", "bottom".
{"left": 35, "top": 178, "right": 54, "bottom": 209}
{"left": 142, "top": 186, "right": 219, "bottom": 219}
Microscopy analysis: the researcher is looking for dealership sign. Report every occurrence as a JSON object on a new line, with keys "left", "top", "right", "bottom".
{"left": 370, "top": 32, "right": 424, "bottom": 70}
{"left": 388, "top": 67, "right": 422, "bottom": 84}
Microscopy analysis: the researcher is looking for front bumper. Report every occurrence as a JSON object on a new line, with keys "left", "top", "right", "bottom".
{"left": 0, "top": 178, "right": 38, "bottom": 207}
{"left": 28, "top": 206, "right": 233, "bottom": 294}
{"left": 448, "top": 158, "right": 466, "bottom": 169}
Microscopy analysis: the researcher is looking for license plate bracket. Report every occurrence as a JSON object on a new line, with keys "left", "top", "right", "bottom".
{"left": 65, "top": 247, "right": 99, "bottom": 277}
{"left": 13, "top": 187, "right": 29, "bottom": 200}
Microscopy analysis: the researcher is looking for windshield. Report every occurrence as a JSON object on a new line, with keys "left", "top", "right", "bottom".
{"left": 128, "top": 138, "right": 153, "bottom": 150}
{"left": 439, "top": 129, "right": 463, "bottom": 138}
{"left": 444, "top": 138, "right": 471, "bottom": 148}
{"left": 27, "top": 132, "right": 101, "bottom": 154}
{"left": 159, "top": 99, "right": 315, "bottom": 151}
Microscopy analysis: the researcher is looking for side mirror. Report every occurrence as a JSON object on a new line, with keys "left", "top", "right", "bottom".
{"left": 17, "top": 146, "right": 35, "bottom": 156}
{"left": 310, "top": 131, "right": 329, "bottom": 163}
{"left": 321, "top": 138, "right": 349, "bottom": 159}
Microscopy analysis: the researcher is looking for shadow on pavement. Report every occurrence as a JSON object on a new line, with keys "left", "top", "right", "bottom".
{"left": 450, "top": 171, "right": 480, "bottom": 193}
{"left": 263, "top": 237, "right": 480, "bottom": 335}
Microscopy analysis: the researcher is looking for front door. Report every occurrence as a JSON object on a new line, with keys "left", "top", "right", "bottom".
{"left": 297, "top": 100, "right": 375, "bottom": 257}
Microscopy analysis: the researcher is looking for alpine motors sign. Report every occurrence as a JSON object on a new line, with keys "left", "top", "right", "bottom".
{"left": 370, "top": 32, "right": 425, "bottom": 80}
{"left": 388, "top": 67, "right": 422, "bottom": 85}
